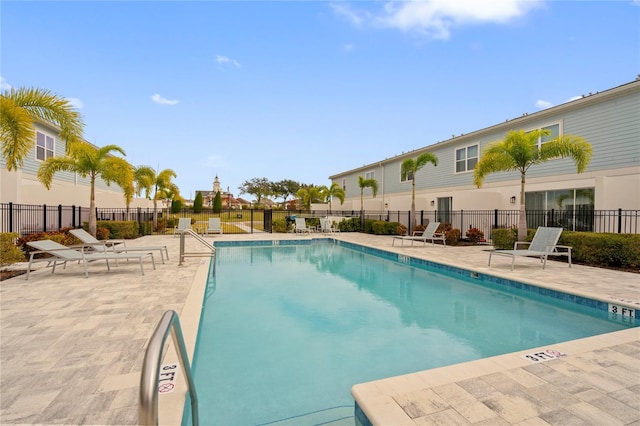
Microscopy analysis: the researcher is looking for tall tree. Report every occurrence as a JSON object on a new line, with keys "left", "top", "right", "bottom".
{"left": 238, "top": 177, "right": 272, "bottom": 205}
{"left": 358, "top": 176, "right": 378, "bottom": 211}
{"left": 133, "top": 166, "right": 179, "bottom": 225}
{"left": 193, "top": 192, "right": 204, "bottom": 213}
{"left": 296, "top": 185, "right": 324, "bottom": 210}
{"left": 474, "top": 129, "right": 592, "bottom": 240}
{"left": 37, "top": 143, "right": 133, "bottom": 236}
{"left": 271, "top": 179, "right": 300, "bottom": 207}
{"left": 401, "top": 152, "right": 439, "bottom": 232}
{"left": 213, "top": 191, "right": 222, "bottom": 213}
{"left": 1, "top": 87, "right": 84, "bottom": 171}
{"left": 321, "top": 182, "right": 346, "bottom": 213}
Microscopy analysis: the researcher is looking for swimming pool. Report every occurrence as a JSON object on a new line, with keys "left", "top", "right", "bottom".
{"left": 183, "top": 241, "right": 635, "bottom": 425}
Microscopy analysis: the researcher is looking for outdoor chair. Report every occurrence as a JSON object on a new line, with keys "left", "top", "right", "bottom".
{"left": 392, "top": 222, "right": 445, "bottom": 246}
{"left": 294, "top": 217, "right": 312, "bottom": 234}
{"left": 25, "top": 240, "right": 156, "bottom": 279}
{"left": 173, "top": 218, "right": 192, "bottom": 237}
{"left": 319, "top": 217, "right": 339, "bottom": 233}
{"left": 205, "top": 218, "right": 223, "bottom": 235}
{"left": 69, "top": 228, "right": 169, "bottom": 264}
{"left": 488, "top": 226, "right": 572, "bottom": 270}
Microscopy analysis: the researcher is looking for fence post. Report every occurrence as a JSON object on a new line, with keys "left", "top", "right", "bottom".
{"left": 460, "top": 209, "right": 464, "bottom": 233}
{"left": 250, "top": 209, "right": 254, "bottom": 234}
{"left": 618, "top": 208, "right": 622, "bottom": 234}
{"left": 42, "top": 204, "right": 47, "bottom": 233}
{"left": 58, "top": 204, "right": 63, "bottom": 230}
{"left": 8, "top": 202, "right": 14, "bottom": 233}
{"left": 494, "top": 209, "right": 498, "bottom": 230}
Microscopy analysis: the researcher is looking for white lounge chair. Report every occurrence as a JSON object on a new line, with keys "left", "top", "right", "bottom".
{"left": 319, "top": 217, "right": 339, "bottom": 233}
{"left": 488, "top": 226, "right": 572, "bottom": 270}
{"left": 392, "top": 222, "right": 445, "bottom": 246}
{"left": 173, "top": 218, "right": 192, "bottom": 237}
{"left": 69, "top": 228, "right": 169, "bottom": 264}
{"left": 294, "top": 217, "right": 312, "bottom": 234}
{"left": 205, "top": 218, "right": 223, "bottom": 235}
{"left": 25, "top": 239, "right": 156, "bottom": 279}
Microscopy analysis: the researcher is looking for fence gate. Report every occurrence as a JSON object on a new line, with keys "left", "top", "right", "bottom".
{"left": 263, "top": 209, "right": 272, "bottom": 233}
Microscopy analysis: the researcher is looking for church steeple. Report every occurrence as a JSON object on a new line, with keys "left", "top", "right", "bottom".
{"left": 213, "top": 175, "right": 221, "bottom": 193}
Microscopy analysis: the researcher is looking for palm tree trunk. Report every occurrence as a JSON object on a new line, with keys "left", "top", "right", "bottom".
{"left": 411, "top": 180, "right": 416, "bottom": 232}
{"left": 518, "top": 173, "right": 527, "bottom": 241}
{"left": 89, "top": 176, "right": 97, "bottom": 237}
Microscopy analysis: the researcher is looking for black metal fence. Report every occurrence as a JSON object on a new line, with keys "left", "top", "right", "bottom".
{"left": 1, "top": 202, "right": 638, "bottom": 237}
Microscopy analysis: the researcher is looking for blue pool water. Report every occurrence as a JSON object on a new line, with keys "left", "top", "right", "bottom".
{"left": 183, "top": 242, "right": 634, "bottom": 425}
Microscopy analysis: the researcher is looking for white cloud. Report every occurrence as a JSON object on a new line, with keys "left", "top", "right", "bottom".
{"left": 333, "top": 0, "right": 543, "bottom": 39}
{"left": 535, "top": 99, "right": 553, "bottom": 109}
{"left": 330, "top": 3, "right": 366, "bottom": 26}
{"left": 567, "top": 95, "right": 582, "bottom": 102}
{"left": 343, "top": 43, "right": 355, "bottom": 52}
{"left": 67, "top": 97, "right": 84, "bottom": 109}
{"left": 151, "top": 93, "right": 180, "bottom": 105}
{"left": 0, "top": 76, "right": 12, "bottom": 90}
{"left": 216, "top": 55, "right": 241, "bottom": 67}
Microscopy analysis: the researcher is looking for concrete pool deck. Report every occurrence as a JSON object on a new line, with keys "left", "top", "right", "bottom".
{"left": 0, "top": 232, "right": 638, "bottom": 425}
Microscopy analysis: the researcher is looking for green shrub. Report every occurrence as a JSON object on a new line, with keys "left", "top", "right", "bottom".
{"left": 0, "top": 232, "right": 25, "bottom": 266}
{"left": 338, "top": 217, "right": 361, "bottom": 232}
{"left": 91, "top": 221, "right": 139, "bottom": 239}
{"left": 17, "top": 229, "right": 79, "bottom": 256}
{"left": 490, "top": 228, "right": 516, "bottom": 249}
{"left": 272, "top": 218, "right": 288, "bottom": 233}
{"left": 171, "top": 199, "right": 183, "bottom": 214}
{"left": 370, "top": 220, "right": 401, "bottom": 235}
{"left": 155, "top": 218, "right": 167, "bottom": 232}
{"left": 139, "top": 221, "right": 154, "bottom": 236}
{"left": 560, "top": 232, "right": 640, "bottom": 269}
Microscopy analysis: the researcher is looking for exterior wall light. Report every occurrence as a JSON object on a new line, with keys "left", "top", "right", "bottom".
{"left": 510, "top": 196, "right": 516, "bottom": 204}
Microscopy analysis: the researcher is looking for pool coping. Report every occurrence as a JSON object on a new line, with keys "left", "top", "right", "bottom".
{"left": 163, "top": 236, "right": 639, "bottom": 426}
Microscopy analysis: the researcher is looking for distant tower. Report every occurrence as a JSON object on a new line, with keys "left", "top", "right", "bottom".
{"left": 213, "top": 175, "right": 221, "bottom": 194}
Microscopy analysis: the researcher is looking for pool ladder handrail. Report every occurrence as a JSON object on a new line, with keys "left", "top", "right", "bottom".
{"left": 179, "top": 229, "right": 216, "bottom": 266}
{"left": 139, "top": 310, "right": 199, "bottom": 426}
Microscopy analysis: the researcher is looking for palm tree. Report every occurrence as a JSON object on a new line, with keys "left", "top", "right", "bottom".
{"left": 401, "top": 152, "right": 438, "bottom": 232}
{"left": 358, "top": 176, "right": 378, "bottom": 211}
{"left": 474, "top": 129, "right": 592, "bottom": 241}
{"left": 321, "top": 182, "right": 346, "bottom": 213}
{"left": 1, "top": 87, "right": 84, "bottom": 171}
{"left": 37, "top": 143, "right": 133, "bottom": 236}
{"left": 296, "top": 185, "right": 324, "bottom": 210}
{"left": 133, "top": 166, "right": 178, "bottom": 226}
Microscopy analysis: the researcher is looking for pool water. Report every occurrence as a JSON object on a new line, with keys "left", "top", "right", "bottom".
{"left": 183, "top": 242, "right": 632, "bottom": 425}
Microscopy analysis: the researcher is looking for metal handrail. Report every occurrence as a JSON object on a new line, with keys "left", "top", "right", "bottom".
{"left": 139, "top": 310, "right": 199, "bottom": 426}
{"left": 179, "top": 229, "right": 216, "bottom": 266}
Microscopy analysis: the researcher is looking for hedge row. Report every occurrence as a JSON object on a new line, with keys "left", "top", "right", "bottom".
{"left": 491, "top": 228, "right": 640, "bottom": 269}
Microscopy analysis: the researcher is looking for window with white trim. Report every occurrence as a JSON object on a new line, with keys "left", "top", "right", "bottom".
{"left": 400, "top": 171, "right": 414, "bottom": 182}
{"left": 365, "top": 171, "right": 375, "bottom": 180}
{"left": 455, "top": 144, "right": 478, "bottom": 173}
{"left": 527, "top": 123, "right": 561, "bottom": 148}
{"left": 341, "top": 178, "right": 346, "bottom": 191}
{"left": 36, "top": 131, "right": 55, "bottom": 161}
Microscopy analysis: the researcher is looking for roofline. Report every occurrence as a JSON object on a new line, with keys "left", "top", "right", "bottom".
{"left": 329, "top": 78, "right": 640, "bottom": 179}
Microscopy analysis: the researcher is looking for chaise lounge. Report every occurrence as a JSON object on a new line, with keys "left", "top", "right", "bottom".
{"left": 69, "top": 228, "right": 169, "bottom": 264}
{"left": 488, "top": 226, "right": 572, "bottom": 270}
{"left": 25, "top": 239, "right": 156, "bottom": 279}
{"left": 392, "top": 222, "right": 445, "bottom": 247}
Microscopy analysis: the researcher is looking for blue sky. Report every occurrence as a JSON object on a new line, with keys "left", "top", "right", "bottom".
{"left": 2, "top": 0, "right": 639, "bottom": 201}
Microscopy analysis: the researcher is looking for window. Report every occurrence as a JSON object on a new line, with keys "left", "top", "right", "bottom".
{"left": 400, "top": 171, "right": 414, "bottom": 182}
{"left": 455, "top": 144, "right": 478, "bottom": 173}
{"left": 527, "top": 123, "right": 561, "bottom": 148}
{"left": 365, "top": 171, "right": 375, "bottom": 180}
{"left": 341, "top": 178, "right": 346, "bottom": 191}
{"left": 36, "top": 131, "right": 54, "bottom": 161}
{"left": 525, "top": 188, "right": 594, "bottom": 231}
